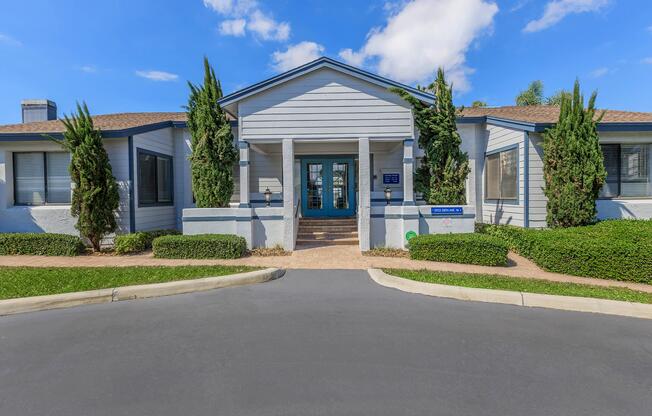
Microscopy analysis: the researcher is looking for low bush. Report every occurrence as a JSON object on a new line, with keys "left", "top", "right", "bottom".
{"left": 0, "top": 233, "right": 85, "bottom": 256}
{"left": 408, "top": 233, "right": 509, "bottom": 266}
{"left": 152, "top": 234, "right": 247, "bottom": 259}
{"left": 480, "top": 221, "right": 652, "bottom": 284}
{"left": 114, "top": 229, "right": 179, "bottom": 255}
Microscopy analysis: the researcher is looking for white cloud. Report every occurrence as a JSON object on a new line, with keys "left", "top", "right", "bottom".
{"left": 338, "top": 0, "right": 498, "bottom": 93}
{"left": 272, "top": 41, "right": 324, "bottom": 72}
{"left": 524, "top": 0, "right": 609, "bottom": 33}
{"left": 204, "top": 0, "right": 290, "bottom": 41}
{"left": 220, "top": 19, "right": 246, "bottom": 36}
{"left": 248, "top": 9, "right": 290, "bottom": 41}
{"left": 0, "top": 33, "right": 22, "bottom": 47}
{"left": 135, "top": 70, "right": 179, "bottom": 82}
{"left": 589, "top": 67, "right": 609, "bottom": 78}
{"left": 79, "top": 65, "right": 97, "bottom": 73}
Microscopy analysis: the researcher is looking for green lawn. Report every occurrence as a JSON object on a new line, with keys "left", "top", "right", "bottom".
{"left": 0, "top": 265, "right": 258, "bottom": 300}
{"left": 384, "top": 269, "right": 652, "bottom": 304}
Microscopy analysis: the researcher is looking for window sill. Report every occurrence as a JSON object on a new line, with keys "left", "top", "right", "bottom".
{"left": 9, "top": 204, "right": 72, "bottom": 210}
{"left": 598, "top": 198, "right": 652, "bottom": 202}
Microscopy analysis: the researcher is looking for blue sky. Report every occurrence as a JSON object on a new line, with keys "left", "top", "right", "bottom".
{"left": 0, "top": 0, "right": 650, "bottom": 124}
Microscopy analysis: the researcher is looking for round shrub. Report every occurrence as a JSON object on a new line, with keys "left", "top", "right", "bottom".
{"left": 152, "top": 234, "right": 247, "bottom": 259}
{"left": 408, "top": 233, "right": 509, "bottom": 266}
{"left": 114, "top": 229, "right": 179, "bottom": 255}
{"left": 0, "top": 233, "right": 85, "bottom": 256}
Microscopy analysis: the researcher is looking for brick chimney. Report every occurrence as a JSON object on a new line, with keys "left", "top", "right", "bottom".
{"left": 21, "top": 99, "right": 57, "bottom": 123}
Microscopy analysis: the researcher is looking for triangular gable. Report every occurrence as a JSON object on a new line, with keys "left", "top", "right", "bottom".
{"left": 218, "top": 57, "right": 434, "bottom": 113}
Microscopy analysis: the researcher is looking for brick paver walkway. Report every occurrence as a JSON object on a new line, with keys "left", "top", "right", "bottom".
{"left": 1, "top": 245, "right": 651, "bottom": 294}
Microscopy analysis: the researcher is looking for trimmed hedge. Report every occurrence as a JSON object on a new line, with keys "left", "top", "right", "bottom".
{"left": 480, "top": 221, "right": 652, "bottom": 284}
{"left": 0, "top": 233, "right": 85, "bottom": 256}
{"left": 152, "top": 234, "right": 247, "bottom": 259}
{"left": 408, "top": 233, "right": 509, "bottom": 266}
{"left": 114, "top": 229, "right": 180, "bottom": 255}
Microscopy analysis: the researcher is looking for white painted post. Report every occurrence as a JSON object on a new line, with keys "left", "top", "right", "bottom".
{"left": 282, "top": 138, "right": 295, "bottom": 251}
{"left": 403, "top": 139, "right": 415, "bottom": 206}
{"left": 238, "top": 141, "right": 250, "bottom": 208}
{"left": 358, "top": 137, "right": 371, "bottom": 251}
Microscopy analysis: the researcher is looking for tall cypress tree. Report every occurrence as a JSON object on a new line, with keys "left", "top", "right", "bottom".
{"left": 393, "top": 68, "right": 470, "bottom": 204}
{"left": 58, "top": 103, "right": 120, "bottom": 251}
{"left": 186, "top": 57, "right": 237, "bottom": 208}
{"left": 543, "top": 80, "right": 606, "bottom": 227}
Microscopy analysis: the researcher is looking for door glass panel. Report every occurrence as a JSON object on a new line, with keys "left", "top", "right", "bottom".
{"left": 332, "top": 162, "right": 349, "bottom": 210}
{"left": 306, "top": 163, "right": 323, "bottom": 209}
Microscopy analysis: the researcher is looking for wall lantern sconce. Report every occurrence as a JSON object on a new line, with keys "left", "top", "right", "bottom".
{"left": 264, "top": 188, "right": 272, "bottom": 207}
{"left": 384, "top": 186, "right": 392, "bottom": 205}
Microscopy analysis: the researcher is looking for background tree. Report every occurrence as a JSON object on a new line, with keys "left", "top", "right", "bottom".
{"left": 393, "top": 68, "right": 470, "bottom": 204}
{"left": 471, "top": 100, "right": 487, "bottom": 108}
{"left": 57, "top": 103, "right": 120, "bottom": 251}
{"left": 545, "top": 89, "right": 571, "bottom": 106}
{"left": 543, "top": 80, "right": 606, "bottom": 227}
{"left": 186, "top": 57, "right": 237, "bottom": 208}
{"left": 516, "top": 80, "right": 544, "bottom": 106}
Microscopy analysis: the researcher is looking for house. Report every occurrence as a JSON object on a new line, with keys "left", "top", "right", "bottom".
{"left": 1, "top": 57, "right": 651, "bottom": 251}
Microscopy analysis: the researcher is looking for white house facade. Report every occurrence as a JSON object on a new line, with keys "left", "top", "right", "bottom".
{"left": 1, "top": 57, "right": 651, "bottom": 251}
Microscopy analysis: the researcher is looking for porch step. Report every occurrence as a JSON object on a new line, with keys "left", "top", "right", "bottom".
{"left": 296, "top": 218, "right": 359, "bottom": 247}
{"left": 295, "top": 238, "right": 359, "bottom": 246}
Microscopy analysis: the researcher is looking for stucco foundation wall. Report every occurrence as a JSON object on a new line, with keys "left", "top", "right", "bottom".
{"left": 597, "top": 199, "right": 652, "bottom": 219}
{"left": 370, "top": 205, "right": 475, "bottom": 249}
{"left": 0, "top": 138, "right": 130, "bottom": 235}
{"left": 182, "top": 207, "right": 284, "bottom": 249}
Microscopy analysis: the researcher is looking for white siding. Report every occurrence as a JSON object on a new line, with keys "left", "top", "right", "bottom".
{"left": 133, "top": 128, "right": 176, "bottom": 231}
{"left": 0, "top": 138, "right": 130, "bottom": 236}
{"left": 528, "top": 133, "right": 547, "bottom": 228}
{"left": 481, "top": 125, "right": 526, "bottom": 227}
{"left": 239, "top": 67, "right": 413, "bottom": 140}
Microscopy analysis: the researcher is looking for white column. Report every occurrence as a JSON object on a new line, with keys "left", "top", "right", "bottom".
{"left": 238, "top": 141, "right": 250, "bottom": 208}
{"left": 403, "top": 139, "right": 415, "bottom": 206}
{"left": 358, "top": 137, "right": 371, "bottom": 251}
{"left": 282, "top": 138, "right": 295, "bottom": 251}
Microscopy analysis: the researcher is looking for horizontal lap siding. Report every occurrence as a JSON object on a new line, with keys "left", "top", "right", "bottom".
{"left": 133, "top": 128, "right": 176, "bottom": 231}
{"left": 482, "top": 125, "right": 526, "bottom": 227}
{"left": 104, "top": 140, "right": 130, "bottom": 234}
{"left": 528, "top": 133, "right": 547, "bottom": 228}
{"left": 239, "top": 68, "right": 413, "bottom": 140}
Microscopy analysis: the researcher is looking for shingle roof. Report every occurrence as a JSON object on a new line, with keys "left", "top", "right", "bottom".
{"left": 459, "top": 105, "right": 652, "bottom": 124}
{"left": 0, "top": 112, "right": 187, "bottom": 135}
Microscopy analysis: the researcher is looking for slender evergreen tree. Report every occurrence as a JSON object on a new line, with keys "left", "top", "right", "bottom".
{"left": 543, "top": 80, "right": 606, "bottom": 227}
{"left": 393, "top": 68, "right": 470, "bottom": 204}
{"left": 186, "top": 57, "right": 237, "bottom": 208}
{"left": 58, "top": 102, "right": 120, "bottom": 251}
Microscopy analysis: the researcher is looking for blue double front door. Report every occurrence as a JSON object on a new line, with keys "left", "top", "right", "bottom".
{"left": 301, "top": 157, "right": 355, "bottom": 217}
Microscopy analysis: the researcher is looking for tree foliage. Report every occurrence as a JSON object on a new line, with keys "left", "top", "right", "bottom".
{"left": 471, "top": 100, "right": 488, "bottom": 108}
{"left": 545, "top": 89, "right": 571, "bottom": 106}
{"left": 516, "top": 80, "right": 544, "bottom": 106}
{"left": 57, "top": 103, "right": 120, "bottom": 251}
{"left": 543, "top": 80, "right": 606, "bottom": 227}
{"left": 393, "top": 68, "right": 470, "bottom": 204}
{"left": 186, "top": 57, "right": 237, "bottom": 208}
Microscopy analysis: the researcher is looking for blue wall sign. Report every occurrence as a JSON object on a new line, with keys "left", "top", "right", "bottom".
{"left": 383, "top": 173, "right": 400, "bottom": 184}
{"left": 431, "top": 207, "right": 464, "bottom": 215}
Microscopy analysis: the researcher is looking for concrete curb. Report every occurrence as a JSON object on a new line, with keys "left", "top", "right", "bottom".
{"left": 0, "top": 268, "right": 285, "bottom": 316}
{"left": 368, "top": 269, "right": 652, "bottom": 320}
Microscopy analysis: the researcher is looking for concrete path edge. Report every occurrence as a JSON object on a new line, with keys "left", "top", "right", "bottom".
{"left": 0, "top": 267, "right": 285, "bottom": 316}
{"left": 368, "top": 268, "right": 652, "bottom": 320}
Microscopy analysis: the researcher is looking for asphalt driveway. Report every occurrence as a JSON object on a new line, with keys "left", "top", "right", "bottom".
{"left": 1, "top": 269, "right": 651, "bottom": 416}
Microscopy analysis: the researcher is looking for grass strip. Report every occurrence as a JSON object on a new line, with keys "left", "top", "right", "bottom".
{"left": 384, "top": 268, "right": 652, "bottom": 304}
{"left": 0, "top": 265, "right": 258, "bottom": 300}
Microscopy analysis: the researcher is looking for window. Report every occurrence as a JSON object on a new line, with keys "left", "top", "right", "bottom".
{"left": 138, "top": 150, "right": 173, "bottom": 206}
{"left": 13, "top": 152, "right": 71, "bottom": 205}
{"left": 600, "top": 144, "right": 652, "bottom": 198}
{"left": 485, "top": 147, "right": 518, "bottom": 201}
